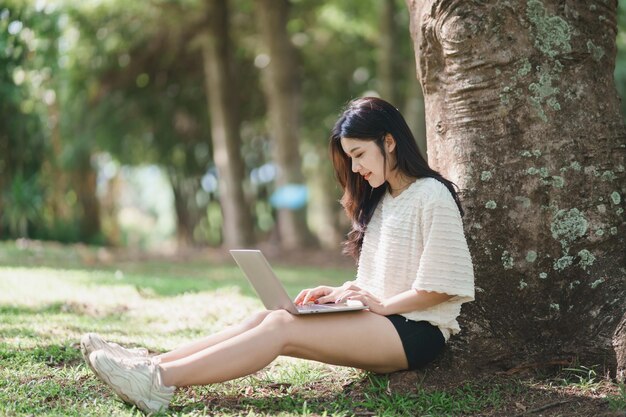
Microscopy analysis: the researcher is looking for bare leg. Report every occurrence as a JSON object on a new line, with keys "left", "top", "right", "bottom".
{"left": 156, "top": 310, "right": 272, "bottom": 363}
{"left": 159, "top": 310, "right": 408, "bottom": 387}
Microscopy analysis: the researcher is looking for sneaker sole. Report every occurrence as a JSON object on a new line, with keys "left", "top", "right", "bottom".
{"left": 90, "top": 352, "right": 167, "bottom": 414}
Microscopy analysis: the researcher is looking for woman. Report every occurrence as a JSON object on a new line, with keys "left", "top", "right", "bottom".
{"left": 82, "top": 97, "right": 475, "bottom": 414}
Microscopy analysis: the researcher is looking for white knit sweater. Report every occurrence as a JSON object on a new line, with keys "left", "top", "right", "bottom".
{"left": 356, "top": 177, "right": 475, "bottom": 340}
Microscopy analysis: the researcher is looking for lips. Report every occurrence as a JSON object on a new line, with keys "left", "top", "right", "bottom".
{"left": 363, "top": 173, "right": 372, "bottom": 181}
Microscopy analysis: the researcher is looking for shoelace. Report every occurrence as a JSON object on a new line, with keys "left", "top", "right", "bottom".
{"left": 118, "top": 356, "right": 152, "bottom": 370}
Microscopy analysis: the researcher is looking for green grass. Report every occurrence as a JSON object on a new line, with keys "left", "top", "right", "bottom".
{"left": 558, "top": 366, "right": 604, "bottom": 392}
{"left": 608, "top": 383, "right": 626, "bottom": 411}
{"left": 0, "top": 241, "right": 622, "bottom": 416}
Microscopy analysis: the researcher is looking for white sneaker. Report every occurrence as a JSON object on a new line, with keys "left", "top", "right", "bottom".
{"left": 81, "top": 333, "right": 149, "bottom": 363}
{"left": 81, "top": 333, "right": 150, "bottom": 381}
{"left": 89, "top": 350, "right": 175, "bottom": 413}
{"left": 80, "top": 333, "right": 148, "bottom": 358}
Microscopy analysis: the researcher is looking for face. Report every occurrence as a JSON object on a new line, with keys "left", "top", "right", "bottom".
{"left": 340, "top": 137, "right": 393, "bottom": 188}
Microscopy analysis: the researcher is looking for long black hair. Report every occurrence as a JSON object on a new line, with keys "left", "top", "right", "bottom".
{"left": 329, "top": 97, "right": 464, "bottom": 261}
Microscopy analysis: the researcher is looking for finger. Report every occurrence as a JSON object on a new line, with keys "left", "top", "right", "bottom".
{"left": 302, "top": 287, "right": 328, "bottom": 305}
{"left": 296, "top": 288, "right": 317, "bottom": 304}
{"left": 294, "top": 289, "right": 311, "bottom": 305}
{"left": 316, "top": 293, "right": 337, "bottom": 304}
{"left": 301, "top": 290, "right": 315, "bottom": 305}
{"left": 335, "top": 290, "right": 355, "bottom": 303}
{"left": 346, "top": 293, "right": 368, "bottom": 306}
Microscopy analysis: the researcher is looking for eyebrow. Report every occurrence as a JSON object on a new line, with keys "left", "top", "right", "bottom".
{"left": 346, "top": 146, "right": 362, "bottom": 155}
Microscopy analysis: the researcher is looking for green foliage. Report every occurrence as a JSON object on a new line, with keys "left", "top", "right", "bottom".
{"left": 1, "top": 173, "right": 43, "bottom": 237}
{"left": 0, "top": 3, "right": 55, "bottom": 239}
{"left": 559, "top": 366, "right": 603, "bottom": 392}
{"left": 0, "top": 0, "right": 420, "bottom": 245}
{"left": 0, "top": 0, "right": 624, "bottom": 245}
{"left": 608, "top": 383, "right": 626, "bottom": 411}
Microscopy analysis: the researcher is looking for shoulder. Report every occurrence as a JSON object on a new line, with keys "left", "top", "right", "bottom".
{"left": 408, "top": 177, "right": 455, "bottom": 205}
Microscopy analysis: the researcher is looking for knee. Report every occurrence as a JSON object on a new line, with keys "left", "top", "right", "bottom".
{"left": 253, "top": 309, "right": 273, "bottom": 322}
{"left": 241, "top": 310, "right": 273, "bottom": 330}
{"left": 259, "top": 309, "right": 295, "bottom": 332}
{"left": 258, "top": 310, "right": 298, "bottom": 354}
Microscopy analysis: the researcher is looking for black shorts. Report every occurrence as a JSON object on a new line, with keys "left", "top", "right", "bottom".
{"left": 386, "top": 315, "right": 446, "bottom": 370}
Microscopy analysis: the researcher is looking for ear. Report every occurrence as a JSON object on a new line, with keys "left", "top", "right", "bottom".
{"left": 384, "top": 134, "right": 397, "bottom": 153}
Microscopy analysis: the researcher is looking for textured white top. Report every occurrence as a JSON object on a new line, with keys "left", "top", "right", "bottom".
{"left": 356, "top": 177, "right": 475, "bottom": 340}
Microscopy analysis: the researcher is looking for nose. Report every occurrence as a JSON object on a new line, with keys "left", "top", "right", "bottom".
{"left": 351, "top": 159, "right": 360, "bottom": 173}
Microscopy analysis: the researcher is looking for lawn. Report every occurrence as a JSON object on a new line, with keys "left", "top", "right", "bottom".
{"left": 0, "top": 241, "right": 624, "bottom": 416}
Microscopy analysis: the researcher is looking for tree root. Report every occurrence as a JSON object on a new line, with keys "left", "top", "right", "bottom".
{"left": 512, "top": 400, "right": 571, "bottom": 416}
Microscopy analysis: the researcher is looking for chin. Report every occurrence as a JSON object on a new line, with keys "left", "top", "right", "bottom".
{"left": 370, "top": 179, "right": 385, "bottom": 188}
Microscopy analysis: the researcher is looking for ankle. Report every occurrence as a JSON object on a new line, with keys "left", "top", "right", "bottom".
{"left": 158, "top": 364, "right": 177, "bottom": 388}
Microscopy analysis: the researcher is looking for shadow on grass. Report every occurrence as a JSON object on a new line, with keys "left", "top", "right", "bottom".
{"left": 0, "top": 302, "right": 131, "bottom": 320}
{"left": 167, "top": 373, "right": 619, "bottom": 417}
{"left": 0, "top": 344, "right": 620, "bottom": 416}
{"left": 0, "top": 342, "right": 83, "bottom": 367}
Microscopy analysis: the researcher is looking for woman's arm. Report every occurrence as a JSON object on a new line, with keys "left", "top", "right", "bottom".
{"left": 337, "top": 288, "right": 452, "bottom": 316}
{"left": 379, "top": 289, "right": 452, "bottom": 315}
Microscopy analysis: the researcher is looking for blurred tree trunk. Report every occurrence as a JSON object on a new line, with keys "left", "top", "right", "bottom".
{"left": 402, "top": 56, "right": 427, "bottom": 159}
{"left": 0, "top": 137, "right": 5, "bottom": 238}
{"left": 169, "top": 172, "right": 202, "bottom": 247}
{"left": 42, "top": 99, "right": 72, "bottom": 224}
{"left": 202, "top": 0, "right": 255, "bottom": 248}
{"left": 72, "top": 157, "right": 101, "bottom": 242}
{"left": 255, "top": 0, "right": 314, "bottom": 249}
{"left": 380, "top": 0, "right": 427, "bottom": 158}
{"left": 378, "top": 0, "right": 398, "bottom": 105}
{"left": 407, "top": 0, "right": 626, "bottom": 379}
{"left": 307, "top": 146, "right": 342, "bottom": 249}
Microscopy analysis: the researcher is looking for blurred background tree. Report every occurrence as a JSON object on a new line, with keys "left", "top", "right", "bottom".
{"left": 0, "top": 0, "right": 624, "bottom": 252}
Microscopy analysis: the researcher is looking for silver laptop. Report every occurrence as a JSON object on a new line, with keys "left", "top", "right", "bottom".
{"left": 230, "top": 249, "right": 367, "bottom": 315}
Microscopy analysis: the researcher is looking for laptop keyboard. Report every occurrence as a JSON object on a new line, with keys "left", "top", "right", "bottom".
{"left": 297, "top": 304, "right": 334, "bottom": 311}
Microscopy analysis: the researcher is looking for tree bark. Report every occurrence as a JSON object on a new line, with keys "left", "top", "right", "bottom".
{"left": 406, "top": 0, "right": 626, "bottom": 377}
{"left": 202, "top": 0, "right": 255, "bottom": 248}
{"left": 255, "top": 0, "right": 314, "bottom": 249}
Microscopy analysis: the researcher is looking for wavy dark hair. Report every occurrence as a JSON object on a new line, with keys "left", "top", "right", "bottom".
{"left": 330, "top": 97, "right": 464, "bottom": 261}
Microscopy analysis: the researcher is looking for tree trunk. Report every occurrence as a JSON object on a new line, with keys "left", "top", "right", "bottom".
{"left": 402, "top": 55, "right": 428, "bottom": 159}
{"left": 73, "top": 158, "right": 101, "bottom": 242}
{"left": 406, "top": 0, "right": 626, "bottom": 378}
{"left": 307, "top": 145, "right": 342, "bottom": 249}
{"left": 378, "top": 0, "right": 399, "bottom": 105}
{"left": 42, "top": 98, "right": 72, "bottom": 224}
{"left": 169, "top": 171, "right": 202, "bottom": 248}
{"left": 255, "top": 0, "right": 314, "bottom": 249}
{"left": 202, "top": 0, "right": 255, "bottom": 249}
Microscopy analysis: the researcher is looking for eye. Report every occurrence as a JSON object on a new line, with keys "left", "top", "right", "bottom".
{"left": 355, "top": 153, "right": 364, "bottom": 158}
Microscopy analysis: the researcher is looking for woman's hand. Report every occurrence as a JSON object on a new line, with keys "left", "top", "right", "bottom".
{"left": 294, "top": 285, "right": 335, "bottom": 306}
{"left": 333, "top": 287, "right": 388, "bottom": 315}
{"left": 294, "top": 281, "right": 357, "bottom": 306}
{"left": 295, "top": 282, "right": 388, "bottom": 315}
